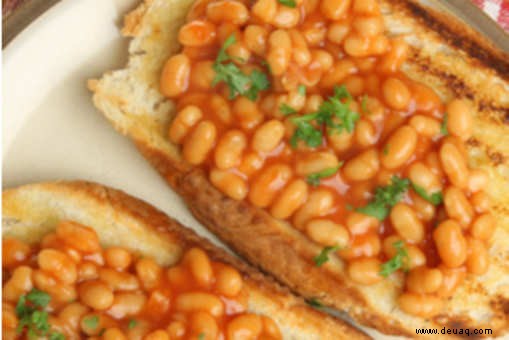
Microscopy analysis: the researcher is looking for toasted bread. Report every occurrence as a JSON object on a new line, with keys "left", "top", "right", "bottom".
{"left": 2, "top": 181, "right": 368, "bottom": 339}
{"left": 89, "top": 0, "right": 509, "bottom": 337}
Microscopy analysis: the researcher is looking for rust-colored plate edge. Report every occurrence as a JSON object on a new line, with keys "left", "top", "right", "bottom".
{"left": 2, "top": 0, "right": 61, "bottom": 48}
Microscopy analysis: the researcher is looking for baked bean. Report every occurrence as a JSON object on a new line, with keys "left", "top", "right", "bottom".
{"left": 3, "top": 266, "right": 33, "bottom": 302}
{"left": 436, "top": 265, "right": 466, "bottom": 298}
{"left": 183, "top": 120, "right": 217, "bottom": 165}
{"left": 343, "top": 34, "right": 370, "bottom": 57}
{"left": 59, "top": 302, "right": 89, "bottom": 330}
{"left": 56, "top": 221, "right": 101, "bottom": 254}
{"left": 328, "top": 130, "right": 354, "bottom": 153}
{"left": 169, "top": 106, "right": 203, "bottom": 144}
{"left": 378, "top": 37, "right": 408, "bottom": 73}
{"left": 411, "top": 82, "right": 442, "bottom": 112}
{"left": 327, "top": 22, "right": 350, "bottom": 44}
{"left": 346, "top": 212, "right": 379, "bottom": 235}
{"left": 467, "top": 169, "right": 488, "bottom": 193}
{"left": 249, "top": 164, "right": 293, "bottom": 207}
{"left": 160, "top": 54, "right": 190, "bottom": 97}
{"left": 190, "top": 312, "right": 218, "bottom": 339}
{"left": 433, "top": 220, "right": 467, "bottom": 268}
{"left": 349, "top": 181, "right": 375, "bottom": 203}
{"left": 227, "top": 41, "right": 251, "bottom": 64}
{"left": 411, "top": 193, "right": 436, "bottom": 222}
{"left": 353, "top": 16, "right": 383, "bottom": 37}
{"left": 340, "top": 233, "right": 380, "bottom": 259}
{"left": 167, "top": 321, "right": 186, "bottom": 338}
{"left": 175, "top": 292, "right": 224, "bottom": 317}
{"left": 320, "top": 59, "right": 357, "bottom": 88}
{"left": 355, "top": 119, "right": 377, "bottom": 147}
{"left": 267, "top": 30, "right": 292, "bottom": 76}
{"left": 233, "top": 97, "right": 264, "bottom": 130}
{"left": 382, "top": 77, "right": 410, "bottom": 110}
{"left": 238, "top": 152, "right": 264, "bottom": 177}
{"left": 144, "top": 330, "right": 169, "bottom": 340}
{"left": 2, "top": 238, "right": 30, "bottom": 268}
{"left": 382, "top": 235, "right": 402, "bottom": 258}
{"left": 390, "top": 203, "right": 424, "bottom": 243}
{"left": 466, "top": 237, "right": 490, "bottom": 275}
{"left": 104, "top": 247, "right": 131, "bottom": 271}
{"left": 347, "top": 257, "right": 382, "bottom": 285}
{"left": 33, "top": 270, "right": 77, "bottom": 303}
{"left": 145, "top": 289, "right": 171, "bottom": 318}
{"left": 343, "top": 75, "right": 365, "bottom": 96}
{"left": 183, "top": 247, "right": 213, "bottom": 287}
{"left": 135, "top": 258, "right": 162, "bottom": 290}
{"left": 408, "top": 162, "right": 441, "bottom": 193}
{"left": 270, "top": 179, "right": 308, "bottom": 219}
{"left": 252, "top": 0, "right": 277, "bottom": 23}
{"left": 398, "top": 293, "right": 442, "bottom": 317}
{"left": 244, "top": 25, "right": 268, "bottom": 56}
{"left": 305, "top": 219, "right": 350, "bottom": 247}
{"left": 103, "top": 328, "right": 127, "bottom": 340}
{"left": 78, "top": 262, "right": 98, "bottom": 281}
{"left": 370, "top": 35, "right": 389, "bottom": 55}
{"left": 409, "top": 115, "right": 441, "bottom": 138}
{"left": 442, "top": 135, "right": 467, "bottom": 158}
{"left": 289, "top": 30, "right": 311, "bottom": 67}
{"left": 227, "top": 314, "right": 262, "bottom": 340}
{"left": 440, "top": 142, "right": 468, "bottom": 188}
{"left": 206, "top": 1, "right": 249, "bottom": 25}
{"left": 107, "top": 292, "right": 147, "bottom": 319}
{"left": 443, "top": 187, "right": 473, "bottom": 228}
{"left": 262, "top": 315, "right": 282, "bottom": 338}
{"left": 273, "top": 6, "right": 300, "bottom": 28}
{"left": 343, "top": 148, "right": 380, "bottom": 181}
{"left": 424, "top": 151, "right": 445, "bottom": 179}
{"left": 215, "top": 265, "right": 243, "bottom": 297}
{"left": 311, "top": 50, "right": 334, "bottom": 71}
{"left": 190, "top": 61, "right": 215, "bottom": 90}
{"left": 406, "top": 267, "right": 443, "bottom": 294}
{"left": 210, "top": 94, "right": 232, "bottom": 125}
{"left": 470, "top": 191, "right": 491, "bottom": 213}
{"left": 381, "top": 125, "right": 417, "bottom": 169}
{"left": 470, "top": 213, "right": 495, "bottom": 241}
{"left": 214, "top": 130, "right": 247, "bottom": 169}
{"left": 178, "top": 20, "right": 216, "bottom": 47}
{"left": 80, "top": 313, "right": 115, "bottom": 336}
{"left": 296, "top": 152, "right": 340, "bottom": 176}
{"left": 352, "top": 0, "right": 379, "bottom": 14}
{"left": 79, "top": 280, "right": 114, "bottom": 310}
{"left": 321, "top": 0, "right": 351, "bottom": 20}
{"left": 126, "top": 319, "right": 150, "bottom": 339}
{"left": 446, "top": 99, "right": 473, "bottom": 140}
{"left": 99, "top": 268, "right": 139, "bottom": 291}
{"left": 252, "top": 120, "right": 285, "bottom": 153}
{"left": 293, "top": 189, "right": 335, "bottom": 229}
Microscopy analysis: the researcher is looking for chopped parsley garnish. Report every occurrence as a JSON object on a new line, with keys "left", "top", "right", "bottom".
{"left": 411, "top": 182, "right": 443, "bottom": 206}
{"left": 198, "top": 333, "right": 206, "bottom": 340}
{"left": 290, "top": 85, "right": 359, "bottom": 147}
{"left": 280, "top": 103, "right": 297, "bottom": 116}
{"left": 298, "top": 84, "right": 306, "bottom": 96}
{"left": 306, "top": 298, "right": 324, "bottom": 308}
{"left": 356, "top": 176, "right": 410, "bottom": 221}
{"left": 212, "top": 35, "right": 270, "bottom": 101}
{"left": 128, "top": 319, "right": 138, "bottom": 329}
{"left": 83, "top": 315, "right": 99, "bottom": 330}
{"left": 277, "top": 0, "right": 296, "bottom": 7}
{"left": 441, "top": 112, "right": 449, "bottom": 136}
{"left": 361, "top": 95, "right": 369, "bottom": 114}
{"left": 313, "top": 245, "right": 340, "bottom": 267}
{"left": 15, "top": 289, "right": 64, "bottom": 339}
{"left": 379, "top": 241, "right": 409, "bottom": 277}
{"left": 306, "top": 163, "right": 343, "bottom": 186}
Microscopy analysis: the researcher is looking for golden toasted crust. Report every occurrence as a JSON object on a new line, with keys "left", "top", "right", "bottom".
{"left": 2, "top": 181, "right": 369, "bottom": 340}
{"left": 90, "top": 0, "right": 509, "bottom": 337}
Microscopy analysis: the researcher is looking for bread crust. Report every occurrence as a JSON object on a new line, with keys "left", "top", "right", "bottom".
{"left": 90, "top": 0, "right": 509, "bottom": 337}
{"left": 2, "top": 181, "right": 369, "bottom": 340}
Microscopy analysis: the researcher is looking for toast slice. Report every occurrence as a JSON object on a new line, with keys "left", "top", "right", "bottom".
{"left": 89, "top": 0, "right": 509, "bottom": 337}
{"left": 2, "top": 181, "right": 368, "bottom": 339}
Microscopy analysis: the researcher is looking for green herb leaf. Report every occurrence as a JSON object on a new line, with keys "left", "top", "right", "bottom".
{"left": 379, "top": 241, "right": 409, "bottom": 277}
{"left": 356, "top": 176, "right": 410, "bottom": 221}
{"left": 306, "top": 163, "right": 343, "bottom": 186}
{"left": 280, "top": 103, "right": 297, "bottom": 116}
{"left": 277, "top": 0, "right": 296, "bottom": 7}
{"left": 313, "top": 245, "right": 340, "bottom": 267}
{"left": 25, "top": 289, "right": 51, "bottom": 309}
{"left": 49, "top": 332, "right": 65, "bottom": 340}
{"left": 411, "top": 182, "right": 443, "bottom": 205}
{"left": 213, "top": 35, "right": 270, "bottom": 101}
{"left": 128, "top": 319, "right": 138, "bottom": 329}
{"left": 83, "top": 316, "right": 99, "bottom": 330}
{"left": 290, "top": 85, "right": 359, "bottom": 147}
{"left": 198, "top": 333, "right": 206, "bottom": 340}
{"left": 15, "top": 289, "right": 55, "bottom": 338}
{"left": 441, "top": 112, "right": 449, "bottom": 136}
{"left": 306, "top": 298, "right": 323, "bottom": 308}
{"left": 298, "top": 84, "right": 306, "bottom": 96}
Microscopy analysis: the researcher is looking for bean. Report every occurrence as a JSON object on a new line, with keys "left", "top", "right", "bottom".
{"left": 343, "top": 148, "right": 380, "bottom": 181}
{"left": 390, "top": 203, "right": 425, "bottom": 242}
{"left": 244, "top": 25, "right": 268, "bottom": 56}
{"left": 466, "top": 238, "right": 489, "bottom": 275}
{"left": 355, "top": 119, "right": 377, "bottom": 147}
{"left": 289, "top": 30, "right": 311, "bottom": 66}
{"left": 398, "top": 293, "right": 442, "bottom": 317}
{"left": 175, "top": 292, "right": 224, "bottom": 317}
{"left": 348, "top": 257, "right": 382, "bottom": 285}
{"left": 381, "top": 125, "right": 417, "bottom": 169}
{"left": 433, "top": 220, "right": 467, "bottom": 268}
{"left": 470, "top": 213, "right": 496, "bottom": 241}
{"left": 411, "top": 193, "right": 436, "bottom": 222}
{"left": 210, "top": 94, "right": 232, "bottom": 125}
{"left": 135, "top": 257, "right": 162, "bottom": 290}
{"left": 178, "top": 20, "right": 216, "bottom": 47}
{"left": 215, "top": 264, "right": 243, "bottom": 297}
{"left": 107, "top": 292, "right": 147, "bottom": 319}
{"left": 190, "top": 312, "right": 218, "bottom": 339}
{"left": 99, "top": 268, "right": 139, "bottom": 291}
{"left": 183, "top": 247, "right": 213, "bottom": 287}
{"left": 343, "top": 34, "right": 370, "bottom": 57}
{"left": 440, "top": 142, "right": 468, "bottom": 188}
{"left": 252, "top": 0, "right": 277, "bottom": 23}
{"left": 408, "top": 162, "right": 441, "bottom": 193}
{"left": 327, "top": 21, "right": 350, "bottom": 44}
{"left": 249, "top": 164, "right": 293, "bottom": 207}
{"left": 296, "top": 152, "right": 340, "bottom": 176}
{"left": 104, "top": 247, "right": 131, "bottom": 271}
{"left": 160, "top": 54, "right": 190, "bottom": 97}
{"left": 273, "top": 6, "right": 300, "bottom": 29}
{"left": 3, "top": 266, "right": 33, "bottom": 303}
{"left": 58, "top": 302, "right": 89, "bottom": 330}
{"left": 409, "top": 115, "right": 441, "bottom": 138}
{"left": 2, "top": 238, "right": 30, "bottom": 268}
{"left": 293, "top": 189, "right": 334, "bottom": 229}
{"left": 321, "top": 0, "right": 351, "bottom": 20}
{"left": 305, "top": 219, "right": 350, "bottom": 247}
{"left": 78, "top": 280, "right": 114, "bottom": 310}
{"left": 226, "top": 314, "right": 262, "bottom": 340}
{"left": 470, "top": 191, "right": 491, "bottom": 213}
{"left": 328, "top": 131, "right": 354, "bottom": 153}
{"left": 467, "top": 169, "right": 488, "bottom": 193}
{"left": 340, "top": 233, "right": 380, "bottom": 259}
{"left": 233, "top": 97, "right": 263, "bottom": 130}
{"left": 56, "top": 221, "right": 100, "bottom": 253}
{"left": 382, "top": 77, "right": 410, "bottom": 110}
{"left": 103, "top": 328, "right": 127, "bottom": 340}
{"left": 320, "top": 59, "right": 357, "bottom": 89}
{"left": 267, "top": 30, "right": 292, "bottom": 76}
{"left": 183, "top": 121, "right": 217, "bottom": 165}
{"left": 252, "top": 120, "right": 285, "bottom": 153}
{"left": 346, "top": 212, "right": 379, "bottom": 235}
{"left": 436, "top": 265, "right": 466, "bottom": 298}
{"left": 214, "top": 130, "right": 247, "bottom": 169}
{"left": 353, "top": 16, "right": 383, "bottom": 37}
{"left": 406, "top": 267, "right": 443, "bottom": 294}
{"left": 33, "top": 270, "right": 77, "bottom": 303}
{"left": 352, "top": 0, "right": 379, "bottom": 14}
{"left": 190, "top": 61, "right": 215, "bottom": 90}
{"left": 262, "top": 315, "right": 282, "bottom": 338}
{"left": 206, "top": 1, "right": 249, "bottom": 25}
{"left": 443, "top": 187, "right": 473, "bottom": 228}
{"left": 446, "top": 99, "right": 473, "bottom": 141}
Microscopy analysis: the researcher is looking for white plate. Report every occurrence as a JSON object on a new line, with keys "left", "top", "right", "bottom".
{"left": 2, "top": 0, "right": 221, "bottom": 245}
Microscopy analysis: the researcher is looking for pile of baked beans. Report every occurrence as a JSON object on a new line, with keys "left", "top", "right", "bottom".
{"left": 2, "top": 221, "right": 282, "bottom": 339}
{"left": 160, "top": 0, "right": 495, "bottom": 317}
